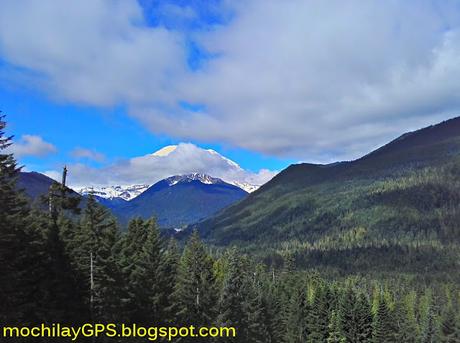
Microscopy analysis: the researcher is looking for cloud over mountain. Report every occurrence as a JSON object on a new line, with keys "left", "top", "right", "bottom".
{"left": 45, "top": 143, "right": 276, "bottom": 189}
{"left": 2, "top": 0, "right": 460, "bottom": 160}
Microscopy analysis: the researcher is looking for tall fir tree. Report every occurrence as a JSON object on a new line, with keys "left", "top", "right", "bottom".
{"left": 132, "top": 218, "right": 164, "bottom": 324}
{"left": 421, "top": 308, "right": 439, "bottom": 343}
{"left": 245, "top": 280, "right": 270, "bottom": 343}
{"left": 173, "top": 230, "right": 217, "bottom": 332}
{"left": 217, "top": 248, "right": 249, "bottom": 342}
{"left": 39, "top": 211, "right": 86, "bottom": 324}
{"left": 372, "top": 295, "right": 393, "bottom": 343}
{"left": 157, "top": 237, "right": 180, "bottom": 325}
{"left": 307, "top": 283, "right": 332, "bottom": 343}
{"left": 284, "top": 285, "right": 308, "bottom": 343}
{"left": 339, "top": 288, "right": 373, "bottom": 343}
{"left": 327, "top": 310, "right": 346, "bottom": 343}
{"left": 392, "top": 292, "right": 419, "bottom": 343}
{"left": 0, "top": 114, "right": 46, "bottom": 324}
{"left": 356, "top": 293, "right": 374, "bottom": 343}
{"left": 439, "top": 305, "right": 460, "bottom": 343}
{"left": 71, "top": 195, "right": 124, "bottom": 323}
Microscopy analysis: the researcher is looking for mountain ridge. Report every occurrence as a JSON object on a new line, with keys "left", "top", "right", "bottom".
{"left": 195, "top": 116, "right": 460, "bottom": 275}
{"left": 105, "top": 173, "right": 248, "bottom": 228}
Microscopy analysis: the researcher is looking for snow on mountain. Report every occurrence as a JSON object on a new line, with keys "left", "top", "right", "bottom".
{"left": 78, "top": 184, "right": 150, "bottom": 201}
{"left": 152, "top": 145, "right": 177, "bottom": 157}
{"left": 60, "top": 143, "right": 277, "bottom": 196}
{"left": 165, "top": 173, "right": 225, "bottom": 186}
{"left": 165, "top": 174, "right": 260, "bottom": 193}
{"left": 206, "top": 148, "right": 240, "bottom": 168}
{"left": 230, "top": 181, "right": 261, "bottom": 193}
{"left": 148, "top": 145, "right": 266, "bottom": 192}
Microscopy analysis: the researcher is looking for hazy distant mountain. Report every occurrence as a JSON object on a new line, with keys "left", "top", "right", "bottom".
{"left": 109, "top": 173, "right": 248, "bottom": 228}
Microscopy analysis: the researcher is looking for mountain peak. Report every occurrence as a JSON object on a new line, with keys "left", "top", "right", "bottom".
{"left": 152, "top": 145, "right": 177, "bottom": 157}
{"left": 77, "top": 184, "right": 150, "bottom": 201}
{"left": 165, "top": 173, "right": 225, "bottom": 186}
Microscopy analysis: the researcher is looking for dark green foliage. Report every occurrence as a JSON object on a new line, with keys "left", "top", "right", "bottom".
{"left": 245, "top": 282, "right": 270, "bottom": 343}
{"left": 421, "top": 309, "right": 439, "bottom": 343}
{"left": 327, "top": 311, "right": 346, "bottom": 343}
{"left": 339, "top": 288, "right": 373, "bottom": 343}
{"left": 355, "top": 293, "right": 374, "bottom": 342}
{"left": 217, "top": 248, "right": 249, "bottom": 341}
{"left": 40, "top": 214, "right": 86, "bottom": 324}
{"left": 439, "top": 306, "right": 460, "bottom": 343}
{"left": 392, "top": 292, "right": 419, "bottom": 343}
{"left": 117, "top": 217, "right": 165, "bottom": 324}
{"left": 284, "top": 286, "right": 308, "bottom": 343}
{"left": 307, "top": 283, "right": 333, "bottom": 342}
{"left": 4, "top": 116, "right": 460, "bottom": 342}
{"left": 157, "top": 237, "right": 180, "bottom": 325}
{"left": 0, "top": 115, "right": 46, "bottom": 324}
{"left": 198, "top": 117, "right": 460, "bottom": 281}
{"left": 70, "top": 195, "right": 124, "bottom": 322}
{"left": 372, "top": 296, "right": 393, "bottom": 343}
{"left": 173, "top": 230, "right": 217, "bottom": 327}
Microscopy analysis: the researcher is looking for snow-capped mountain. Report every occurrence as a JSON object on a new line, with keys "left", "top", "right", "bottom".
{"left": 107, "top": 173, "right": 248, "bottom": 228}
{"left": 230, "top": 181, "right": 260, "bottom": 193}
{"left": 149, "top": 145, "right": 266, "bottom": 193}
{"left": 77, "top": 184, "right": 149, "bottom": 201}
{"left": 165, "top": 173, "right": 224, "bottom": 186}
{"left": 67, "top": 143, "right": 276, "bottom": 199}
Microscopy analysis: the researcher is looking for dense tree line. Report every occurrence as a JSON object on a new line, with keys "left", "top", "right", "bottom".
{"left": 1, "top": 116, "right": 460, "bottom": 342}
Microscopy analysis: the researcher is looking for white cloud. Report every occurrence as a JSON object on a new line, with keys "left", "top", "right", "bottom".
{"left": 0, "top": 0, "right": 186, "bottom": 106}
{"left": 2, "top": 0, "right": 460, "bottom": 161}
{"left": 7, "top": 134, "right": 57, "bottom": 158}
{"left": 71, "top": 148, "right": 106, "bottom": 162}
{"left": 46, "top": 143, "right": 276, "bottom": 189}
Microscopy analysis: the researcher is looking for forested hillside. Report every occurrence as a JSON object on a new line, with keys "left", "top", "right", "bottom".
{"left": 197, "top": 118, "right": 460, "bottom": 277}
{"left": 2, "top": 116, "right": 460, "bottom": 342}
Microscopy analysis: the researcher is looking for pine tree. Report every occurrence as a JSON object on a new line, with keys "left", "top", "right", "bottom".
{"left": 157, "top": 237, "right": 180, "bottom": 325}
{"left": 0, "top": 114, "right": 46, "bottom": 324}
{"left": 117, "top": 217, "right": 164, "bottom": 324}
{"left": 246, "top": 280, "right": 270, "bottom": 343}
{"left": 284, "top": 285, "right": 308, "bottom": 343}
{"left": 71, "top": 195, "right": 123, "bottom": 322}
{"left": 307, "top": 283, "right": 332, "bottom": 343}
{"left": 264, "top": 284, "right": 285, "bottom": 343}
{"left": 372, "top": 295, "right": 393, "bottom": 343}
{"left": 392, "top": 293, "right": 419, "bottom": 343}
{"left": 340, "top": 288, "right": 373, "bottom": 343}
{"left": 92, "top": 216, "right": 124, "bottom": 323}
{"left": 355, "top": 293, "right": 373, "bottom": 343}
{"left": 217, "top": 248, "right": 249, "bottom": 342}
{"left": 173, "top": 230, "right": 217, "bottom": 330}
{"left": 339, "top": 286, "right": 358, "bottom": 342}
{"left": 421, "top": 308, "right": 439, "bottom": 343}
{"left": 134, "top": 218, "right": 163, "bottom": 324}
{"left": 440, "top": 306, "right": 460, "bottom": 343}
{"left": 327, "top": 310, "right": 346, "bottom": 343}
{"left": 39, "top": 212, "right": 86, "bottom": 324}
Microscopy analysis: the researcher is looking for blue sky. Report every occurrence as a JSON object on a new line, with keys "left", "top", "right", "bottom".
{"left": 1, "top": 79, "right": 293, "bottom": 174}
{"left": 0, "top": 0, "right": 294, "bottom": 180}
{"left": 1, "top": 0, "right": 460, "bottom": 186}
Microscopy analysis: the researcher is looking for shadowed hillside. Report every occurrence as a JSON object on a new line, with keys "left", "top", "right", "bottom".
{"left": 197, "top": 117, "right": 460, "bottom": 275}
